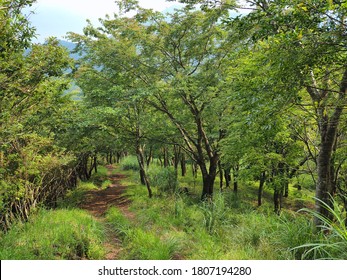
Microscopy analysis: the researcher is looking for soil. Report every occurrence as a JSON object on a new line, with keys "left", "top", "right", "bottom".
{"left": 79, "top": 165, "right": 133, "bottom": 260}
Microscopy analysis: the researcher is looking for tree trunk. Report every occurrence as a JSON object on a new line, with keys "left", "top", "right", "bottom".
{"left": 116, "top": 152, "right": 122, "bottom": 164}
{"left": 315, "top": 141, "right": 335, "bottom": 224}
{"left": 274, "top": 187, "right": 283, "bottom": 215}
{"left": 136, "top": 144, "right": 152, "bottom": 198}
{"left": 200, "top": 156, "right": 219, "bottom": 200}
{"left": 233, "top": 165, "right": 239, "bottom": 193}
{"left": 218, "top": 161, "right": 223, "bottom": 191}
{"left": 145, "top": 146, "right": 153, "bottom": 167}
{"left": 163, "top": 147, "right": 169, "bottom": 167}
{"left": 258, "top": 171, "right": 266, "bottom": 207}
{"left": 312, "top": 68, "right": 347, "bottom": 229}
{"left": 94, "top": 155, "right": 97, "bottom": 173}
{"left": 192, "top": 161, "right": 198, "bottom": 178}
{"left": 224, "top": 166, "right": 231, "bottom": 188}
{"left": 180, "top": 153, "right": 186, "bottom": 177}
{"left": 173, "top": 145, "right": 180, "bottom": 171}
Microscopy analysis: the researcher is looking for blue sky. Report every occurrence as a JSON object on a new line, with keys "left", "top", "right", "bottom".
{"left": 26, "top": 0, "right": 184, "bottom": 42}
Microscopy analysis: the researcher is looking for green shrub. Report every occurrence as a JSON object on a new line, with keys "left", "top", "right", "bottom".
{"left": 148, "top": 166, "right": 178, "bottom": 193}
{"left": 120, "top": 156, "right": 140, "bottom": 171}
{"left": 270, "top": 213, "right": 315, "bottom": 259}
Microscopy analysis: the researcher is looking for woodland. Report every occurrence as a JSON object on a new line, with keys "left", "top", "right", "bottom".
{"left": 1, "top": 0, "right": 347, "bottom": 260}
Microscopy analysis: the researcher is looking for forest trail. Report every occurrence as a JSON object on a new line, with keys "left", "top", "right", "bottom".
{"left": 79, "top": 165, "right": 133, "bottom": 259}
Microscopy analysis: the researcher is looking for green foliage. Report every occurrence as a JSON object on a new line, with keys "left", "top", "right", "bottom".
{"left": 106, "top": 207, "right": 131, "bottom": 238}
{"left": 106, "top": 207, "right": 180, "bottom": 260}
{"left": 114, "top": 166, "right": 321, "bottom": 259}
{"left": 0, "top": 209, "right": 105, "bottom": 259}
{"left": 199, "top": 193, "right": 227, "bottom": 234}
{"left": 148, "top": 166, "right": 178, "bottom": 193}
{"left": 295, "top": 197, "right": 347, "bottom": 259}
{"left": 271, "top": 214, "right": 316, "bottom": 259}
{"left": 57, "top": 181, "right": 98, "bottom": 209}
{"left": 123, "top": 228, "right": 179, "bottom": 260}
{"left": 0, "top": 1, "right": 75, "bottom": 229}
{"left": 120, "top": 156, "right": 140, "bottom": 171}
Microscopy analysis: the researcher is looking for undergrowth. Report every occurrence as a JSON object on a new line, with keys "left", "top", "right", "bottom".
{"left": 107, "top": 161, "right": 329, "bottom": 260}
{"left": 0, "top": 209, "right": 105, "bottom": 260}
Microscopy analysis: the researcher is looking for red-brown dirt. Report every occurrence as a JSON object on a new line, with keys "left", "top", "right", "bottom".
{"left": 79, "top": 165, "right": 133, "bottom": 259}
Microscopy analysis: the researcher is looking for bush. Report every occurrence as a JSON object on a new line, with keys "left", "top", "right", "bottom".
{"left": 120, "top": 156, "right": 139, "bottom": 171}
{"left": 148, "top": 166, "right": 178, "bottom": 193}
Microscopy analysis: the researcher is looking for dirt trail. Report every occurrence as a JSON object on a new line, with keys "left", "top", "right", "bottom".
{"left": 79, "top": 165, "right": 132, "bottom": 259}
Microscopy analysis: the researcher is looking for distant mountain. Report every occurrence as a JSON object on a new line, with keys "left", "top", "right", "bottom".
{"left": 58, "top": 40, "right": 80, "bottom": 60}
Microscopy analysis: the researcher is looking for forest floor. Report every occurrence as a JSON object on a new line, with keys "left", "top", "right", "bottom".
{"left": 79, "top": 165, "right": 132, "bottom": 260}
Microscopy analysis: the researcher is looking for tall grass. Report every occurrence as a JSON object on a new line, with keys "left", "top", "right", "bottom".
{"left": 57, "top": 181, "right": 98, "bottom": 208}
{"left": 106, "top": 207, "right": 181, "bottom": 259}
{"left": 120, "top": 156, "right": 139, "bottom": 171}
{"left": 148, "top": 166, "right": 178, "bottom": 194}
{"left": 101, "top": 164, "right": 325, "bottom": 260}
{"left": 294, "top": 197, "right": 347, "bottom": 259}
{"left": 0, "top": 209, "right": 105, "bottom": 259}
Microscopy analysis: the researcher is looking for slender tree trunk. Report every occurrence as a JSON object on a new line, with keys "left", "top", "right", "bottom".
{"left": 136, "top": 144, "right": 152, "bottom": 198}
{"left": 218, "top": 161, "right": 223, "bottom": 191}
{"left": 180, "top": 153, "right": 186, "bottom": 177}
{"left": 258, "top": 171, "right": 266, "bottom": 207}
{"left": 173, "top": 145, "right": 180, "bottom": 171}
{"left": 233, "top": 165, "right": 239, "bottom": 193}
{"left": 163, "top": 147, "right": 169, "bottom": 167}
{"left": 94, "top": 155, "right": 97, "bottom": 173}
{"left": 116, "top": 152, "right": 122, "bottom": 164}
{"left": 274, "top": 187, "right": 283, "bottom": 215}
{"left": 224, "top": 167, "right": 231, "bottom": 188}
{"left": 145, "top": 146, "right": 153, "bottom": 167}
{"left": 192, "top": 161, "right": 198, "bottom": 178}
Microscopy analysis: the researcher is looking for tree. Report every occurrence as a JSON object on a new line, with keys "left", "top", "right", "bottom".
{"left": 0, "top": 1, "right": 75, "bottom": 230}
{"left": 69, "top": 2, "right": 232, "bottom": 199}
{"left": 227, "top": 0, "right": 347, "bottom": 226}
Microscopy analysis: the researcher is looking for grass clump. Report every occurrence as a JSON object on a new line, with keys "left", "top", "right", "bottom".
{"left": 0, "top": 209, "right": 105, "bottom": 260}
{"left": 124, "top": 228, "right": 179, "bottom": 259}
{"left": 294, "top": 197, "right": 347, "bottom": 259}
{"left": 106, "top": 207, "right": 181, "bottom": 259}
{"left": 106, "top": 207, "right": 131, "bottom": 238}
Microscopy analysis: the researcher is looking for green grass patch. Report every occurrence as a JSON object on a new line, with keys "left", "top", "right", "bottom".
{"left": 90, "top": 165, "right": 109, "bottom": 187}
{"left": 120, "top": 156, "right": 139, "bottom": 171}
{"left": 0, "top": 209, "right": 105, "bottom": 260}
{"left": 106, "top": 207, "right": 182, "bottom": 259}
{"left": 57, "top": 181, "right": 99, "bottom": 208}
{"left": 99, "top": 164, "right": 323, "bottom": 260}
